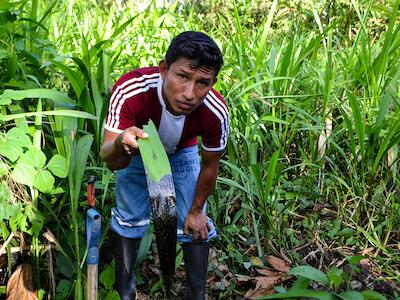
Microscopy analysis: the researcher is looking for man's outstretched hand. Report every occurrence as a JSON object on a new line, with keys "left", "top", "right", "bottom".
{"left": 117, "top": 126, "right": 149, "bottom": 155}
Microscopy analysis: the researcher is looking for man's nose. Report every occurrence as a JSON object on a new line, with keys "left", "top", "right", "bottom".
{"left": 182, "top": 82, "right": 195, "bottom": 101}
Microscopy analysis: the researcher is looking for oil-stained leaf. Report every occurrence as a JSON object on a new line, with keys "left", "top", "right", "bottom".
{"left": 137, "top": 120, "right": 171, "bottom": 183}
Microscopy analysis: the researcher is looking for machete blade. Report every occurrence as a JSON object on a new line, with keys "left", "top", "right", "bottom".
{"left": 138, "top": 120, "right": 177, "bottom": 297}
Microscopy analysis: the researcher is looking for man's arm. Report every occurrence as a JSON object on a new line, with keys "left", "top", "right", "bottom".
{"left": 183, "top": 149, "right": 223, "bottom": 241}
{"left": 100, "top": 127, "right": 148, "bottom": 171}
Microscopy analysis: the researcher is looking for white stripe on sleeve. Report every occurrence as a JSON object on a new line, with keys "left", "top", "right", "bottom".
{"left": 106, "top": 74, "right": 159, "bottom": 129}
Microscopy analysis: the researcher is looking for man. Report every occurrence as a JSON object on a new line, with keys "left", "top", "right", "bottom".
{"left": 100, "top": 31, "right": 229, "bottom": 300}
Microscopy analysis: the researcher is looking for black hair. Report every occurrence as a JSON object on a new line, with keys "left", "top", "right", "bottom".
{"left": 165, "top": 31, "right": 223, "bottom": 76}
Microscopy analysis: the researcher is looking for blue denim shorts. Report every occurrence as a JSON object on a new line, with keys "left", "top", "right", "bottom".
{"left": 110, "top": 145, "right": 217, "bottom": 243}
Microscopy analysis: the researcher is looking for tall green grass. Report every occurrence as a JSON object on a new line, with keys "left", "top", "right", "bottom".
{"left": 0, "top": 0, "right": 399, "bottom": 297}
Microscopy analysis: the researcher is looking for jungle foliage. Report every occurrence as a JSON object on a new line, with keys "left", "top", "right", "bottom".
{"left": 0, "top": 0, "right": 399, "bottom": 299}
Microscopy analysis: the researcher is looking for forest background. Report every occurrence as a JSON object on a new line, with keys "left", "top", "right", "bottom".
{"left": 0, "top": 0, "right": 399, "bottom": 299}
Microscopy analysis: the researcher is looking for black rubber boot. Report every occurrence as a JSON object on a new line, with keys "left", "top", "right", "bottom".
{"left": 182, "top": 242, "right": 210, "bottom": 300}
{"left": 115, "top": 234, "right": 141, "bottom": 300}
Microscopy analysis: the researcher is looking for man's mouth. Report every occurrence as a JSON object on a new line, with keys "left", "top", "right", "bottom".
{"left": 178, "top": 102, "right": 193, "bottom": 110}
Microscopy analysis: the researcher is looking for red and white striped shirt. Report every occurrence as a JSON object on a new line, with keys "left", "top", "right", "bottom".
{"left": 105, "top": 67, "right": 229, "bottom": 154}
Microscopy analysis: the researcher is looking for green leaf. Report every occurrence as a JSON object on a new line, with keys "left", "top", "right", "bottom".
{"left": 69, "top": 134, "right": 94, "bottom": 207}
{"left": 327, "top": 267, "right": 343, "bottom": 289}
{"left": 288, "top": 265, "right": 329, "bottom": 285}
{"left": 0, "top": 203, "right": 14, "bottom": 220}
{"left": 258, "top": 289, "right": 335, "bottom": 299}
{"left": 347, "top": 255, "right": 365, "bottom": 266}
{"left": 0, "top": 141, "right": 23, "bottom": 162}
{"left": 347, "top": 91, "right": 365, "bottom": 158}
{"left": 48, "top": 187, "right": 65, "bottom": 195}
{"left": 262, "top": 115, "right": 290, "bottom": 125}
{"left": 56, "top": 254, "right": 74, "bottom": 279}
{"left": 50, "top": 61, "right": 85, "bottom": 98}
{"left": 137, "top": 226, "right": 153, "bottom": 265}
{"left": 337, "top": 291, "right": 364, "bottom": 300}
{"left": 264, "top": 150, "right": 280, "bottom": 201}
{"left": 0, "top": 49, "right": 8, "bottom": 60}
{"left": 105, "top": 290, "right": 121, "bottom": 300}
{"left": 10, "top": 211, "right": 28, "bottom": 232}
{"left": 47, "top": 154, "right": 68, "bottom": 178}
{"left": 56, "top": 279, "right": 72, "bottom": 298}
{"left": 99, "top": 264, "right": 116, "bottom": 291}
{"left": 0, "top": 181, "right": 11, "bottom": 202}
{"left": 0, "top": 88, "right": 74, "bottom": 103}
{"left": 361, "top": 290, "right": 387, "bottom": 300}
{"left": 254, "top": 0, "right": 278, "bottom": 73}
{"left": 0, "top": 97, "right": 11, "bottom": 105}
{"left": 137, "top": 120, "right": 172, "bottom": 182}
{"left": 336, "top": 228, "right": 354, "bottom": 236}
{"left": 217, "top": 177, "right": 253, "bottom": 195}
{"left": 34, "top": 170, "right": 55, "bottom": 193}
{"left": 0, "top": 0, "right": 10, "bottom": 13}
{"left": 0, "top": 109, "right": 96, "bottom": 122}
{"left": 19, "top": 148, "right": 46, "bottom": 169}
{"left": 291, "top": 276, "right": 311, "bottom": 289}
{"left": 11, "top": 162, "right": 36, "bottom": 186}
{"left": 25, "top": 205, "right": 44, "bottom": 235}
{"left": 7, "top": 53, "right": 17, "bottom": 79}
{"left": 6, "top": 127, "right": 31, "bottom": 148}
{"left": 375, "top": 93, "right": 392, "bottom": 130}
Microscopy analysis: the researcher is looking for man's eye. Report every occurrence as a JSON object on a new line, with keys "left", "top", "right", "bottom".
{"left": 178, "top": 74, "right": 186, "bottom": 79}
{"left": 197, "top": 81, "right": 208, "bottom": 87}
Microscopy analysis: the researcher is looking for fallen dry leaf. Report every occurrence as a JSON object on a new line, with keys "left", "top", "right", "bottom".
{"left": 255, "top": 268, "right": 278, "bottom": 277}
{"left": 361, "top": 247, "right": 375, "bottom": 256}
{"left": 359, "top": 258, "right": 381, "bottom": 277}
{"left": 255, "top": 275, "right": 282, "bottom": 291}
{"left": 207, "top": 272, "right": 217, "bottom": 285}
{"left": 244, "top": 288, "right": 256, "bottom": 299}
{"left": 235, "top": 274, "right": 252, "bottom": 284}
{"left": 239, "top": 267, "right": 290, "bottom": 299}
{"left": 220, "top": 274, "right": 231, "bottom": 289}
{"left": 6, "top": 264, "right": 38, "bottom": 300}
{"left": 217, "top": 263, "right": 229, "bottom": 274}
{"left": 137, "top": 291, "right": 151, "bottom": 300}
{"left": 209, "top": 247, "right": 219, "bottom": 263}
{"left": 42, "top": 229, "right": 57, "bottom": 245}
{"left": 244, "top": 275, "right": 283, "bottom": 299}
{"left": 266, "top": 255, "right": 291, "bottom": 273}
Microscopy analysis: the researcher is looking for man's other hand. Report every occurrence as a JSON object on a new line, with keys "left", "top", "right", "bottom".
{"left": 184, "top": 210, "right": 211, "bottom": 241}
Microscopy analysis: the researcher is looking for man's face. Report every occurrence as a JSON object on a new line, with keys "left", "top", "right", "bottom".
{"left": 160, "top": 58, "right": 217, "bottom": 116}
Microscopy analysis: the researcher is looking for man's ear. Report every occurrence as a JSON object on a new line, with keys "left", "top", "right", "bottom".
{"left": 159, "top": 60, "right": 167, "bottom": 80}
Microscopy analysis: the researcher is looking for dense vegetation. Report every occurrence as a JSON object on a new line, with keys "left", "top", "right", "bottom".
{"left": 0, "top": 0, "right": 399, "bottom": 299}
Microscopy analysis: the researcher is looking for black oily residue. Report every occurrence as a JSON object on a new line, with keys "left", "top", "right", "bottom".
{"left": 0, "top": 252, "right": 23, "bottom": 285}
{"left": 152, "top": 195, "right": 177, "bottom": 297}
